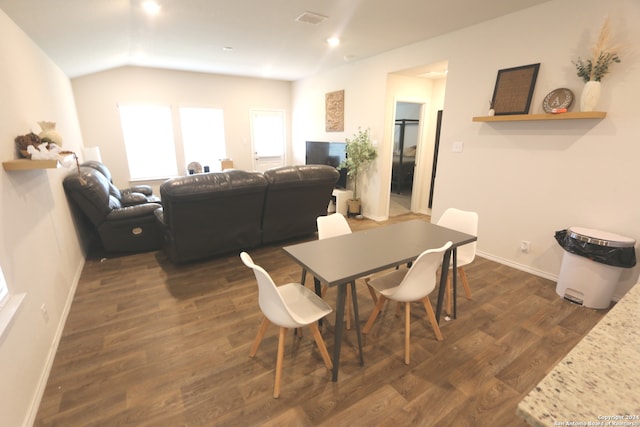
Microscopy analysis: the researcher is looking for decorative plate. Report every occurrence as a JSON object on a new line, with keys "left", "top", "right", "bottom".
{"left": 542, "top": 88, "right": 574, "bottom": 113}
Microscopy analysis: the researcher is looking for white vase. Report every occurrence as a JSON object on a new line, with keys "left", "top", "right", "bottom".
{"left": 38, "top": 121, "right": 63, "bottom": 146}
{"left": 580, "top": 81, "right": 601, "bottom": 112}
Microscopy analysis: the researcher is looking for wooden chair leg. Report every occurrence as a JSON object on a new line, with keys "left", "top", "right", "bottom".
{"left": 273, "top": 327, "right": 286, "bottom": 398}
{"left": 422, "top": 296, "right": 443, "bottom": 341}
{"left": 363, "top": 295, "right": 387, "bottom": 334}
{"left": 321, "top": 284, "right": 328, "bottom": 297}
{"left": 249, "top": 316, "right": 270, "bottom": 357}
{"left": 404, "top": 302, "right": 411, "bottom": 365}
{"left": 364, "top": 278, "right": 378, "bottom": 304}
{"left": 308, "top": 322, "right": 333, "bottom": 370}
{"left": 459, "top": 267, "right": 472, "bottom": 299}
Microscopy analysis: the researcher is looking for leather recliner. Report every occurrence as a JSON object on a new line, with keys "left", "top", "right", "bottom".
{"left": 81, "top": 160, "right": 161, "bottom": 206}
{"left": 63, "top": 167, "right": 164, "bottom": 253}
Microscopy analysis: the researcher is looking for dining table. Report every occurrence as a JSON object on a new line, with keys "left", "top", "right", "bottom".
{"left": 282, "top": 218, "right": 478, "bottom": 381}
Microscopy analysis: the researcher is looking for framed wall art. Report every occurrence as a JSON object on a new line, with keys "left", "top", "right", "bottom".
{"left": 490, "top": 63, "right": 540, "bottom": 115}
{"left": 325, "top": 90, "right": 344, "bottom": 132}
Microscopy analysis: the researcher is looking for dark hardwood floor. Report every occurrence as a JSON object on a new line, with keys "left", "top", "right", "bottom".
{"left": 34, "top": 214, "right": 608, "bottom": 426}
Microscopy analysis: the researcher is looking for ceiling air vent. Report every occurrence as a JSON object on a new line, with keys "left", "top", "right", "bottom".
{"left": 295, "top": 11, "right": 328, "bottom": 25}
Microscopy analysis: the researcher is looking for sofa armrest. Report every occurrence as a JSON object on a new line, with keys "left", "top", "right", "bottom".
{"left": 154, "top": 207, "right": 165, "bottom": 225}
{"left": 105, "top": 203, "right": 162, "bottom": 221}
{"left": 123, "top": 185, "right": 153, "bottom": 196}
{"left": 120, "top": 192, "right": 148, "bottom": 207}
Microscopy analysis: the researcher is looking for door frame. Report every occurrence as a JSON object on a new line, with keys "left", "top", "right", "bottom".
{"left": 389, "top": 98, "right": 428, "bottom": 214}
{"left": 249, "top": 108, "right": 287, "bottom": 172}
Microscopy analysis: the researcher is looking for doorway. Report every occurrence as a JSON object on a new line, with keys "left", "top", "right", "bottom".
{"left": 250, "top": 108, "right": 286, "bottom": 172}
{"left": 389, "top": 101, "right": 422, "bottom": 216}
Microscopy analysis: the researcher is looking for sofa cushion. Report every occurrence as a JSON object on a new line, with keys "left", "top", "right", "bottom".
{"left": 262, "top": 165, "right": 339, "bottom": 244}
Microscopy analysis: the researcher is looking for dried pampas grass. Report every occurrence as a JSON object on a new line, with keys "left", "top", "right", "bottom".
{"left": 573, "top": 16, "right": 622, "bottom": 82}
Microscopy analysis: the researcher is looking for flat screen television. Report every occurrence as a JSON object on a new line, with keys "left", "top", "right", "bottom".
{"left": 305, "top": 141, "right": 348, "bottom": 189}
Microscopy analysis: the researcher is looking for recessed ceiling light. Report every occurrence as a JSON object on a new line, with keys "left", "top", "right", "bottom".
{"left": 326, "top": 37, "right": 340, "bottom": 47}
{"left": 222, "top": 47, "right": 234, "bottom": 52}
{"left": 142, "top": 1, "right": 161, "bottom": 16}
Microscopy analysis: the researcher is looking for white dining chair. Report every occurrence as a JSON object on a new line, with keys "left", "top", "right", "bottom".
{"left": 240, "top": 251, "right": 333, "bottom": 398}
{"left": 436, "top": 208, "right": 478, "bottom": 314}
{"left": 316, "top": 213, "right": 377, "bottom": 329}
{"left": 362, "top": 241, "right": 451, "bottom": 364}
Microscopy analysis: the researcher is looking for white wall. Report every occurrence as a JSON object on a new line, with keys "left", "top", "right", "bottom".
{"left": 0, "top": 9, "right": 86, "bottom": 427}
{"left": 72, "top": 67, "right": 292, "bottom": 192}
{"left": 293, "top": 0, "right": 640, "bottom": 297}
{"left": 2, "top": 2, "right": 636, "bottom": 422}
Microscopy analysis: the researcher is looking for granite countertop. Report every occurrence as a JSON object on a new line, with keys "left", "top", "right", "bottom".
{"left": 517, "top": 284, "right": 640, "bottom": 426}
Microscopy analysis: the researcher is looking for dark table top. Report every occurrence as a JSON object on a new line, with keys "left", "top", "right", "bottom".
{"left": 283, "top": 219, "right": 477, "bottom": 286}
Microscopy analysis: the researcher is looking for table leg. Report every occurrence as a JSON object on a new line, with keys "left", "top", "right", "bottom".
{"left": 300, "top": 269, "right": 307, "bottom": 286}
{"left": 332, "top": 282, "right": 347, "bottom": 382}
{"left": 314, "top": 276, "right": 324, "bottom": 327}
{"left": 435, "top": 249, "right": 452, "bottom": 323}
{"left": 350, "top": 280, "right": 364, "bottom": 366}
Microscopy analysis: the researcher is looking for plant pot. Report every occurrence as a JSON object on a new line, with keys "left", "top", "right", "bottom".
{"left": 347, "top": 199, "right": 361, "bottom": 217}
{"left": 580, "top": 80, "right": 601, "bottom": 112}
{"left": 38, "top": 121, "right": 63, "bottom": 146}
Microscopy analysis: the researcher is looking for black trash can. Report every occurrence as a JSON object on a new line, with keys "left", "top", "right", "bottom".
{"left": 554, "top": 227, "right": 636, "bottom": 309}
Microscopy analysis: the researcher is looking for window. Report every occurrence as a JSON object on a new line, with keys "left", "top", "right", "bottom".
{"left": 118, "top": 105, "right": 178, "bottom": 180}
{"left": 0, "top": 266, "right": 7, "bottom": 304}
{"left": 0, "top": 265, "right": 26, "bottom": 339}
{"left": 179, "top": 107, "right": 226, "bottom": 169}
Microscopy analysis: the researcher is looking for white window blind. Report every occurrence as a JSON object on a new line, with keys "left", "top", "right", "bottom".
{"left": 179, "top": 107, "right": 226, "bottom": 170}
{"left": 118, "top": 105, "right": 178, "bottom": 180}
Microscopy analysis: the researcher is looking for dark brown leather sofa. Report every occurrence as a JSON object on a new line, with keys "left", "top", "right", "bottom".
{"left": 63, "top": 167, "right": 164, "bottom": 253}
{"left": 155, "top": 169, "right": 268, "bottom": 263}
{"left": 155, "top": 165, "right": 339, "bottom": 263}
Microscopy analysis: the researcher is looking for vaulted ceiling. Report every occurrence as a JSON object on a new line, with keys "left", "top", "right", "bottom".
{"left": 0, "top": 0, "right": 550, "bottom": 80}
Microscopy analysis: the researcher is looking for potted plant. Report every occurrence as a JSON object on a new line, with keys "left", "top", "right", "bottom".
{"left": 572, "top": 16, "right": 621, "bottom": 112}
{"left": 339, "top": 127, "right": 377, "bottom": 216}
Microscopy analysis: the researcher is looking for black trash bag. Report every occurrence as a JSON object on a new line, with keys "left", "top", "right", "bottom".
{"left": 554, "top": 229, "right": 636, "bottom": 268}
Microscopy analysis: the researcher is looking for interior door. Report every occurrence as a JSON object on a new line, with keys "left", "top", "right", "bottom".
{"left": 250, "top": 109, "right": 285, "bottom": 172}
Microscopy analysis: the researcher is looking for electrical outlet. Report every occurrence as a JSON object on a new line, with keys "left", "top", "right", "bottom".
{"left": 452, "top": 141, "right": 464, "bottom": 153}
{"left": 40, "top": 303, "right": 49, "bottom": 323}
{"left": 520, "top": 240, "right": 531, "bottom": 253}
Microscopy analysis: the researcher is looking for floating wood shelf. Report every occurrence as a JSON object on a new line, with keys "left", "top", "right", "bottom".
{"left": 472, "top": 111, "right": 607, "bottom": 122}
{"left": 3, "top": 159, "right": 59, "bottom": 171}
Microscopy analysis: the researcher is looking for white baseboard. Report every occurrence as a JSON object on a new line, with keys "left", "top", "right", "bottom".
{"left": 476, "top": 251, "right": 558, "bottom": 282}
{"left": 25, "top": 256, "right": 85, "bottom": 427}
{"left": 476, "top": 251, "right": 633, "bottom": 302}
